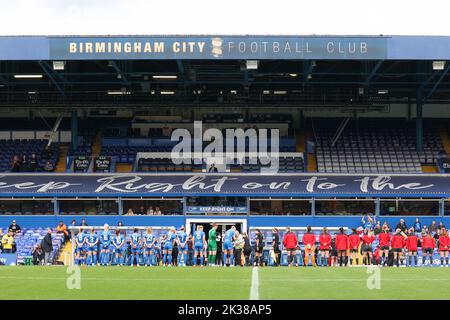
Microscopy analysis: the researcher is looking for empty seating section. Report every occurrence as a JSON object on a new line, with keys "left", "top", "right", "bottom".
{"left": 0, "top": 139, "right": 59, "bottom": 172}
{"left": 10, "top": 228, "right": 64, "bottom": 264}
{"left": 315, "top": 122, "right": 444, "bottom": 173}
{"left": 240, "top": 156, "right": 304, "bottom": 173}
{"left": 138, "top": 158, "right": 202, "bottom": 172}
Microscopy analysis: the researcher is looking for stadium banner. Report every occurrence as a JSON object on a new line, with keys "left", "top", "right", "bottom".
{"left": 94, "top": 156, "right": 112, "bottom": 173}
{"left": 48, "top": 36, "right": 387, "bottom": 60}
{"left": 73, "top": 156, "right": 90, "bottom": 172}
{"left": 442, "top": 157, "right": 450, "bottom": 173}
{"left": 0, "top": 173, "right": 448, "bottom": 197}
{"left": 3, "top": 36, "right": 450, "bottom": 60}
{"left": 0, "top": 253, "right": 17, "bottom": 266}
{"left": 185, "top": 206, "right": 248, "bottom": 214}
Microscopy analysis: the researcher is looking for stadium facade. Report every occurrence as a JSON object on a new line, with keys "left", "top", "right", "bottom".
{"left": 0, "top": 34, "right": 449, "bottom": 234}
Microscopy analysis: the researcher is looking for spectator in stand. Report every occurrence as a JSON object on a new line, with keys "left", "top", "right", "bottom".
{"left": 56, "top": 221, "right": 70, "bottom": 242}
{"left": 154, "top": 207, "right": 162, "bottom": 215}
{"left": 421, "top": 231, "right": 436, "bottom": 266}
{"left": 32, "top": 244, "right": 44, "bottom": 265}
{"left": 41, "top": 228, "right": 53, "bottom": 265}
{"left": 335, "top": 227, "right": 348, "bottom": 267}
{"left": 396, "top": 219, "right": 408, "bottom": 233}
{"left": 11, "top": 156, "right": 21, "bottom": 172}
{"left": 438, "top": 221, "right": 446, "bottom": 231}
{"left": 125, "top": 208, "right": 134, "bottom": 216}
{"left": 146, "top": 207, "right": 154, "bottom": 215}
{"left": 118, "top": 221, "right": 124, "bottom": 227}
{"left": 8, "top": 220, "right": 21, "bottom": 234}
{"left": 43, "top": 160, "right": 54, "bottom": 172}
{"left": 136, "top": 205, "right": 145, "bottom": 215}
{"left": 208, "top": 163, "right": 218, "bottom": 173}
{"left": 429, "top": 221, "right": 437, "bottom": 235}
{"left": 41, "top": 145, "right": 53, "bottom": 160}
{"left": 406, "top": 228, "right": 419, "bottom": 266}
{"left": 69, "top": 219, "right": 76, "bottom": 239}
{"left": 414, "top": 218, "right": 422, "bottom": 234}
{"left": 422, "top": 224, "right": 429, "bottom": 235}
{"left": 361, "top": 213, "right": 376, "bottom": 230}
{"left": 29, "top": 153, "right": 38, "bottom": 172}
{"left": 20, "top": 155, "right": 29, "bottom": 172}
{"left": 282, "top": 227, "right": 298, "bottom": 267}
{"left": 80, "top": 218, "right": 88, "bottom": 227}
{"left": 302, "top": 225, "right": 316, "bottom": 266}
{"left": 1, "top": 230, "right": 15, "bottom": 253}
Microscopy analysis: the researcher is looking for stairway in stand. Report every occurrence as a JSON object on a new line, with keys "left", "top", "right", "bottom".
{"left": 91, "top": 130, "right": 102, "bottom": 157}
{"left": 55, "top": 144, "right": 69, "bottom": 172}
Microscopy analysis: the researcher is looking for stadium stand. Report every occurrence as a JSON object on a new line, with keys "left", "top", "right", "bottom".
{"left": 0, "top": 139, "right": 59, "bottom": 172}
{"left": 10, "top": 228, "right": 64, "bottom": 264}
{"left": 314, "top": 120, "right": 444, "bottom": 173}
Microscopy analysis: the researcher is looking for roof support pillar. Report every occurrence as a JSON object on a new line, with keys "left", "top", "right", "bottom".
{"left": 71, "top": 110, "right": 78, "bottom": 151}
{"left": 416, "top": 89, "right": 423, "bottom": 152}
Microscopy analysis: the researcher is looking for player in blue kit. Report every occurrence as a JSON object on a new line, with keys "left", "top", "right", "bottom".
{"left": 75, "top": 228, "right": 86, "bottom": 265}
{"left": 163, "top": 228, "right": 178, "bottom": 267}
{"left": 192, "top": 225, "right": 206, "bottom": 267}
{"left": 129, "top": 228, "right": 141, "bottom": 267}
{"left": 223, "top": 226, "right": 236, "bottom": 267}
{"left": 143, "top": 227, "right": 156, "bottom": 266}
{"left": 112, "top": 229, "right": 125, "bottom": 266}
{"left": 86, "top": 227, "right": 99, "bottom": 266}
{"left": 99, "top": 224, "right": 112, "bottom": 266}
{"left": 177, "top": 226, "right": 188, "bottom": 267}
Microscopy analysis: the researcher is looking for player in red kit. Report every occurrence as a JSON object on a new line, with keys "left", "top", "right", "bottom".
{"left": 391, "top": 229, "right": 406, "bottom": 267}
{"left": 421, "top": 231, "right": 436, "bottom": 266}
{"left": 302, "top": 225, "right": 316, "bottom": 267}
{"left": 348, "top": 229, "right": 361, "bottom": 266}
{"left": 319, "top": 227, "right": 332, "bottom": 267}
{"left": 378, "top": 228, "right": 391, "bottom": 266}
{"left": 361, "top": 229, "right": 375, "bottom": 265}
{"left": 335, "top": 227, "right": 348, "bottom": 267}
{"left": 405, "top": 228, "right": 419, "bottom": 267}
{"left": 438, "top": 228, "right": 450, "bottom": 267}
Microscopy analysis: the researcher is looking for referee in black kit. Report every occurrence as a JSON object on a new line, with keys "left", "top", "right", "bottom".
{"left": 272, "top": 228, "right": 281, "bottom": 266}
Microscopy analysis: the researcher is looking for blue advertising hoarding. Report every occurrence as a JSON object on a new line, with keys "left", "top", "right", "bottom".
{"left": 0, "top": 253, "right": 17, "bottom": 266}
{"left": 0, "top": 173, "right": 448, "bottom": 197}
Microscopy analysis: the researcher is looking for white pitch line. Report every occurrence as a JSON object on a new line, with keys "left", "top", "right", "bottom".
{"left": 249, "top": 267, "right": 259, "bottom": 300}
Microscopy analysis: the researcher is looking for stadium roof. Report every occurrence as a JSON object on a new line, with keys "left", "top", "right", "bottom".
{"left": 0, "top": 35, "right": 449, "bottom": 107}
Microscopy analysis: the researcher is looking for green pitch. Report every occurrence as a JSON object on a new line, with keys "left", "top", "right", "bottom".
{"left": 1, "top": 266, "right": 450, "bottom": 300}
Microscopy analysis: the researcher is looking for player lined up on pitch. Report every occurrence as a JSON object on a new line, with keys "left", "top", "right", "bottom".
{"left": 72, "top": 221, "right": 450, "bottom": 267}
